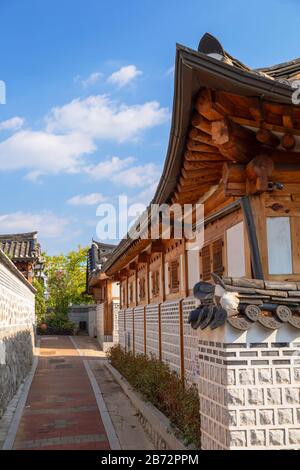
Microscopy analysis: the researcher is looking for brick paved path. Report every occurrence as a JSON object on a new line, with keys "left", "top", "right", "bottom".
{"left": 13, "top": 336, "right": 110, "bottom": 450}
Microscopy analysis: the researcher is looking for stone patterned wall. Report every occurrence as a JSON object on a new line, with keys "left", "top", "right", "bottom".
{"left": 118, "top": 309, "right": 126, "bottom": 349}
{"left": 0, "top": 253, "right": 35, "bottom": 417}
{"left": 125, "top": 308, "right": 134, "bottom": 352}
{"left": 68, "top": 305, "right": 88, "bottom": 328}
{"left": 160, "top": 300, "right": 181, "bottom": 376}
{"left": 116, "top": 299, "right": 300, "bottom": 450}
{"left": 182, "top": 297, "right": 200, "bottom": 386}
{"left": 134, "top": 306, "right": 145, "bottom": 355}
{"left": 112, "top": 301, "right": 120, "bottom": 343}
{"left": 95, "top": 302, "right": 104, "bottom": 346}
{"left": 87, "top": 306, "right": 96, "bottom": 337}
{"left": 117, "top": 299, "right": 198, "bottom": 381}
{"left": 146, "top": 304, "right": 160, "bottom": 359}
{"left": 199, "top": 337, "right": 300, "bottom": 450}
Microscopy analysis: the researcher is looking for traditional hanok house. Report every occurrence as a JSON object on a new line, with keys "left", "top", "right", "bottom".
{"left": 86, "top": 240, "right": 119, "bottom": 349}
{"left": 0, "top": 231, "right": 43, "bottom": 284}
{"left": 99, "top": 33, "right": 300, "bottom": 450}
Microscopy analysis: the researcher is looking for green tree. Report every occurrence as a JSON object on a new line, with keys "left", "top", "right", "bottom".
{"left": 33, "top": 277, "right": 46, "bottom": 323}
{"left": 45, "top": 245, "right": 92, "bottom": 319}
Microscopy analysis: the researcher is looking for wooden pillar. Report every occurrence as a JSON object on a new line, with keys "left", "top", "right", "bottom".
{"left": 135, "top": 269, "right": 138, "bottom": 306}
{"left": 126, "top": 275, "right": 129, "bottom": 308}
{"left": 179, "top": 299, "right": 185, "bottom": 384}
{"left": 183, "top": 238, "right": 189, "bottom": 297}
{"left": 132, "top": 308, "right": 135, "bottom": 355}
{"left": 146, "top": 259, "right": 150, "bottom": 304}
{"left": 241, "top": 196, "right": 265, "bottom": 279}
{"left": 143, "top": 305, "right": 147, "bottom": 355}
{"left": 158, "top": 303, "right": 162, "bottom": 361}
{"left": 161, "top": 252, "right": 166, "bottom": 302}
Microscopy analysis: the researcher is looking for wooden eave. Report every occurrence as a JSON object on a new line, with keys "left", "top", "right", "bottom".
{"left": 103, "top": 43, "right": 300, "bottom": 277}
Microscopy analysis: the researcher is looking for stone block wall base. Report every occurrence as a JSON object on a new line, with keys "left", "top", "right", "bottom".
{"left": 198, "top": 324, "right": 300, "bottom": 450}
{"left": 0, "top": 328, "right": 34, "bottom": 417}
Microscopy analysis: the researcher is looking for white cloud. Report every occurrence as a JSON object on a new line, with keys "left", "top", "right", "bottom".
{"left": 86, "top": 156, "right": 135, "bottom": 179}
{"left": 113, "top": 163, "right": 160, "bottom": 188}
{"left": 0, "top": 211, "right": 69, "bottom": 238}
{"left": 46, "top": 95, "right": 169, "bottom": 143}
{"left": 129, "top": 182, "right": 158, "bottom": 205}
{"left": 108, "top": 65, "right": 142, "bottom": 87}
{"left": 75, "top": 72, "right": 103, "bottom": 87}
{"left": 0, "top": 94, "right": 169, "bottom": 180}
{"left": 0, "top": 116, "right": 25, "bottom": 132}
{"left": 67, "top": 193, "right": 107, "bottom": 206}
{"left": 86, "top": 155, "right": 160, "bottom": 189}
{"left": 0, "top": 130, "right": 94, "bottom": 177}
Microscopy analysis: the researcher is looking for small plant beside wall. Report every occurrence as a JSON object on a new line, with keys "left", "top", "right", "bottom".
{"left": 37, "top": 314, "right": 76, "bottom": 335}
{"left": 107, "top": 345, "right": 201, "bottom": 448}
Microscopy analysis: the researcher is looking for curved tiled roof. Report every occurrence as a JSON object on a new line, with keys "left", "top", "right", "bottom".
{"left": 0, "top": 232, "right": 41, "bottom": 261}
{"left": 102, "top": 32, "right": 299, "bottom": 276}
{"left": 190, "top": 277, "right": 300, "bottom": 331}
{"left": 87, "top": 241, "right": 116, "bottom": 278}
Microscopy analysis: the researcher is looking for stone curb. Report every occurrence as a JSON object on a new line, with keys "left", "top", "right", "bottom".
{"left": 104, "top": 362, "right": 191, "bottom": 451}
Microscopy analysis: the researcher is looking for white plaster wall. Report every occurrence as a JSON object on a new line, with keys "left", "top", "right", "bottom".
{"left": 0, "top": 252, "right": 35, "bottom": 417}
{"left": 88, "top": 307, "right": 96, "bottom": 337}
{"left": 164, "top": 262, "right": 169, "bottom": 295}
{"left": 149, "top": 271, "right": 152, "bottom": 299}
{"left": 112, "top": 282, "right": 120, "bottom": 299}
{"left": 226, "top": 221, "right": 246, "bottom": 277}
{"left": 95, "top": 302, "right": 104, "bottom": 345}
{"left": 187, "top": 250, "right": 200, "bottom": 291}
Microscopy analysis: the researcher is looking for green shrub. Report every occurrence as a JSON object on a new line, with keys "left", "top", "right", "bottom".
{"left": 39, "top": 313, "right": 76, "bottom": 330}
{"left": 107, "top": 345, "right": 201, "bottom": 448}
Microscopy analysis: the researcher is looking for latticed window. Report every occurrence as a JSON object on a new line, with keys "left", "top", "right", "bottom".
{"left": 139, "top": 277, "right": 146, "bottom": 300}
{"left": 129, "top": 282, "right": 134, "bottom": 304}
{"left": 152, "top": 270, "right": 160, "bottom": 297}
{"left": 201, "top": 245, "right": 211, "bottom": 281}
{"left": 201, "top": 238, "right": 224, "bottom": 281}
{"left": 169, "top": 259, "right": 180, "bottom": 293}
{"left": 122, "top": 285, "right": 126, "bottom": 306}
{"left": 212, "top": 238, "right": 224, "bottom": 277}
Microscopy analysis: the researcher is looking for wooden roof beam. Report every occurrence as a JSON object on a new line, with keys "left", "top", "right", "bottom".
{"left": 150, "top": 240, "right": 165, "bottom": 253}
{"left": 212, "top": 117, "right": 260, "bottom": 162}
{"left": 191, "top": 112, "right": 212, "bottom": 134}
{"left": 189, "top": 127, "right": 213, "bottom": 145}
{"left": 256, "top": 128, "right": 280, "bottom": 148}
{"left": 229, "top": 115, "right": 300, "bottom": 136}
{"left": 281, "top": 133, "right": 296, "bottom": 150}
{"left": 183, "top": 160, "right": 224, "bottom": 171}
{"left": 187, "top": 140, "right": 218, "bottom": 153}
{"left": 129, "top": 261, "right": 137, "bottom": 270}
{"left": 246, "top": 155, "right": 274, "bottom": 194}
{"left": 119, "top": 268, "right": 129, "bottom": 278}
{"left": 137, "top": 252, "right": 150, "bottom": 263}
{"left": 195, "top": 89, "right": 224, "bottom": 121}
{"left": 184, "top": 150, "right": 226, "bottom": 162}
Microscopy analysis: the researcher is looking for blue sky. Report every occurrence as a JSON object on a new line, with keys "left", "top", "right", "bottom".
{"left": 0, "top": 0, "right": 299, "bottom": 254}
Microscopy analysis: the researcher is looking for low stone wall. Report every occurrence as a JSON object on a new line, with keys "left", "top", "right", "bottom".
{"left": 0, "top": 250, "right": 35, "bottom": 417}
{"left": 118, "top": 298, "right": 300, "bottom": 449}
{"left": 117, "top": 297, "right": 199, "bottom": 385}
{"left": 68, "top": 305, "right": 89, "bottom": 328}
{"left": 198, "top": 324, "right": 300, "bottom": 450}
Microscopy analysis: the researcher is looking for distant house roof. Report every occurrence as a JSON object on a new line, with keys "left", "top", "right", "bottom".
{"left": 0, "top": 231, "right": 41, "bottom": 261}
{"left": 87, "top": 241, "right": 116, "bottom": 280}
{"left": 256, "top": 58, "right": 300, "bottom": 80}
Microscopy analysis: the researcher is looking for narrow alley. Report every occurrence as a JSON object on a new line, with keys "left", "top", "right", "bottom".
{"left": 2, "top": 336, "right": 154, "bottom": 451}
